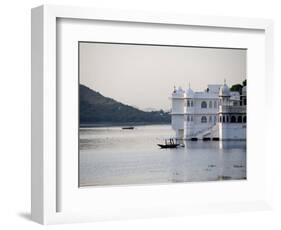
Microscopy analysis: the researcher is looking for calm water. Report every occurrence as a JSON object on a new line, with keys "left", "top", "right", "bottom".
{"left": 79, "top": 125, "right": 246, "bottom": 187}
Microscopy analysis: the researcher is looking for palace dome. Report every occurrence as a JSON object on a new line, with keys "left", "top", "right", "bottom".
{"left": 219, "top": 84, "right": 230, "bottom": 97}
{"left": 172, "top": 86, "right": 185, "bottom": 97}
{"left": 178, "top": 86, "right": 184, "bottom": 92}
{"left": 186, "top": 87, "right": 194, "bottom": 98}
{"left": 177, "top": 87, "right": 185, "bottom": 95}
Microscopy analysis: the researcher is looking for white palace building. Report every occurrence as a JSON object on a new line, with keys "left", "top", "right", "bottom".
{"left": 171, "top": 82, "right": 246, "bottom": 140}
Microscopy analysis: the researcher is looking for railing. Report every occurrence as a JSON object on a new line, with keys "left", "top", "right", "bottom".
{"left": 219, "top": 105, "right": 246, "bottom": 113}
{"left": 186, "top": 124, "right": 217, "bottom": 138}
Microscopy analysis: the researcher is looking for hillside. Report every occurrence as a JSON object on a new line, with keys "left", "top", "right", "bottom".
{"left": 80, "top": 84, "right": 171, "bottom": 126}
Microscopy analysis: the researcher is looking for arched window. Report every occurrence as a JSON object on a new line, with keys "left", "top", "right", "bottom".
{"left": 191, "top": 101, "right": 193, "bottom": 107}
{"left": 187, "top": 100, "right": 190, "bottom": 107}
{"left": 209, "top": 116, "right": 212, "bottom": 122}
{"left": 231, "top": 116, "right": 236, "bottom": 123}
{"left": 226, "top": 116, "right": 229, "bottom": 123}
{"left": 237, "top": 116, "right": 242, "bottom": 123}
{"left": 187, "top": 115, "right": 190, "bottom": 122}
{"left": 201, "top": 101, "right": 207, "bottom": 108}
{"left": 223, "top": 116, "right": 225, "bottom": 123}
{"left": 190, "top": 116, "right": 193, "bottom": 122}
{"left": 214, "top": 101, "right": 217, "bottom": 108}
{"left": 219, "top": 116, "right": 222, "bottom": 123}
{"left": 243, "top": 116, "right": 246, "bottom": 123}
{"left": 209, "top": 101, "right": 212, "bottom": 108}
{"left": 201, "top": 116, "right": 207, "bottom": 123}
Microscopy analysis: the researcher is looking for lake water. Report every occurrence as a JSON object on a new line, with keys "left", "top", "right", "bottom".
{"left": 79, "top": 125, "right": 246, "bottom": 187}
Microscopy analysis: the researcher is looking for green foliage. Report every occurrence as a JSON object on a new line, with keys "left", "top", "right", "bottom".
{"left": 230, "top": 84, "right": 243, "bottom": 94}
{"left": 79, "top": 84, "right": 171, "bottom": 125}
{"left": 230, "top": 80, "right": 246, "bottom": 94}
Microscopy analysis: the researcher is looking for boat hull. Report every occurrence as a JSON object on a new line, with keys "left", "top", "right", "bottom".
{"left": 157, "top": 144, "right": 179, "bottom": 149}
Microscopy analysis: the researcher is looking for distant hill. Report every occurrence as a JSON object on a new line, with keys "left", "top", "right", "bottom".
{"left": 80, "top": 84, "right": 171, "bottom": 126}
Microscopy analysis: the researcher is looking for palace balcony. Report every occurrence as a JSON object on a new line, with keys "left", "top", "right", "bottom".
{"left": 219, "top": 105, "right": 246, "bottom": 114}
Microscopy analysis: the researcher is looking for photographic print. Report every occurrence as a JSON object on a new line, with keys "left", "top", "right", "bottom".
{"left": 79, "top": 42, "right": 247, "bottom": 187}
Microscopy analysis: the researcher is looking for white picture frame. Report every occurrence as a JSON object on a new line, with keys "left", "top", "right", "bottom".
{"left": 31, "top": 5, "right": 274, "bottom": 225}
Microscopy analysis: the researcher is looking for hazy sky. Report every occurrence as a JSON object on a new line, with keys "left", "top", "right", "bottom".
{"left": 80, "top": 42, "right": 246, "bottom": 111}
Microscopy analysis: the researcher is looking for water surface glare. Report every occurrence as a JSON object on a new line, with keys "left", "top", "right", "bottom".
{"left": 79, "top": 125, "right": 246, "bottom": 186}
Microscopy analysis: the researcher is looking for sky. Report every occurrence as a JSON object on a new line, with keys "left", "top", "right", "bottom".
{"left": 79, "top": 42, "right": 246, "bottom": 111}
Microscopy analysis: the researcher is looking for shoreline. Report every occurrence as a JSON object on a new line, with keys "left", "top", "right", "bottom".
{"left": 80, "top": 122, "right": 170, "bottom": 128}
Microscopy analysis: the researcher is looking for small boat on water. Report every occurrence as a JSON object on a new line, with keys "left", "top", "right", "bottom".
{"left": 122, "top": 126, "right": 135, "bottom": 130}
{"left": 158, "top": 138, "right": 179, "bottom": 149}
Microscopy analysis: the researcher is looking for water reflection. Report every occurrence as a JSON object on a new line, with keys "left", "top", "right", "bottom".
{"left": 79, "top": 125, "right": 246, "bottom": 187}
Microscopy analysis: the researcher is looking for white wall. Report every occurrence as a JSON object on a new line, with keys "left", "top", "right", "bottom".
{"left": 0, "top": 0, "right": 280, "bottom": 229}
{"left": 219, "top": 123, "right": 246, "bottom": 140}
{"left": 185, "top": 98, "right": 219, "bottom": 137}
{"left": 171, "top": 97, "right": 185, "bottom": 132}
{"left": 171, "top": 114, "right": 185, "bottom": 130}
